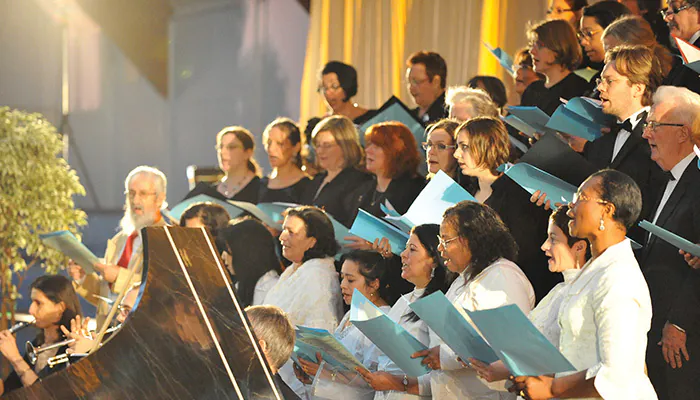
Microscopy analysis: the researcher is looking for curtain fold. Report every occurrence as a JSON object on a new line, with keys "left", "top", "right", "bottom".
{"left": 299, "top": 0, "right": 548, "bottom": 125}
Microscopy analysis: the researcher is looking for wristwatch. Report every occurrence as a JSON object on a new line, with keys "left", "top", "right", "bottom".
{"left": 402, "top": 374, "right": 408, "bottom": 392}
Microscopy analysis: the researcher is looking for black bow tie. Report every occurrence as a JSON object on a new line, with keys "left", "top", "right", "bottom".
{"left": 617, "top": 119, "right": 633, "bottom": 133}
{"left": 665, "top": 171, "right": 676, "bottom": 182}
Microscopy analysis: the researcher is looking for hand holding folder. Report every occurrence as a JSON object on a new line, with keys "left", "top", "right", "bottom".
{"left": 293, "top": 326, "right": 365, "bottom": 372}
{"left": 349, "top": 210, "right": 409, "bottom": 255}
{"left": 350, "top": 290, "right": 430, "bottom": 377}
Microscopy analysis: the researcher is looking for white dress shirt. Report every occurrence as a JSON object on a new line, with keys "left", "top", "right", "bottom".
{"left": 528, "top": 269, "right": 579, "bottom": 347}
{"left": 557, "top": 239, "right": 657, "bottom": 399}
{"left": 264, "top": 257, "right": 344, "bottom": 398}
{"left": 251, "top": 269, "right": 280, "bottom": 306}
{"left": 611, "top": 106, "right": 649, "bottom": 162}
{"left": 430, "top": 258, "right": 536, "bottom": 399}
{"left": 374, "top": 288, "right": 431, "bottom": 400}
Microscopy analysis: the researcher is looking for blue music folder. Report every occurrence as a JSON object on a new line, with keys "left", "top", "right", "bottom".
{"left": 466, "top": 305, "right": 576, "bottom": 377}
{"left": 169, "top": 194, "right": 245, "bottom": 221}
{"left": 350, "top": 290, "right": 430, "bottom": 377}
{"left": 506, "top": 106, "right": 556, "bottom": 135}
{"left": 358, "top": 96, "right": 425, "bottom": 154}
{"left": 293, "top": 326, "right": 365, "bottom": 372}
{"left": 545, "top": 104, "right": 603, "bottom": 142}
{"left": 639, "top": 220, "right": 700, "bottom": 257}
{"left": 350, "top": 210, "right": 409, "bottom": 255}
{"left": 381, "top": 171, "right": 475, "bottom": 233}
{"left": 484, "top": 42, "right": 514, "bottom": 74}
{"left": 675, "top": 36, "right": 700, "bottom": 74}
{"left": 502, "top": 163, "right": 577, "bottom": 208}
{"left": 564, "top": 97, "right": 615, "bottom": 126}
{"left": 39, "top": 231, "right": 98, "bottom": 275}
{"left": 501, "top": 115, "right": 538, "bottom": 138}
{"left": 409, "top": 292, "right": 498, "bottom": 364}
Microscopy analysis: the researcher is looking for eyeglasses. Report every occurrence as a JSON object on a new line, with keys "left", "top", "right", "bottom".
{"left": 661, "top": 3, "right": 693, "bottom": 19}
{"left": 595, "top": 77, "right": 620, "bottom": 89}
{"left": 407, "top": 77, "right": 430, "bottom": 87}
{"left": 547, "top": 7, "right": 573, "bottom": 15}
{"left": 317, "top": 84, "right": 342, "bottom": 93}
{"left": 314, "top": 142, "right": 338, "bottom": 151}
{"left": 641, "top": 120, "right": 685, "bottom": 132}
{"left": 437, "top": 235, "right": 459, "bottom": 248}
{"left": 577, "top": 29, "right": 602, "bottom": 41}
{"left": 568, "top": 192, "right": 610, "bottom": 209}
{"left": 422, "top": 142, "right": 456, "bottom": 151}
{"left": 125, "top": 191, "right": 157, "bottom": 199}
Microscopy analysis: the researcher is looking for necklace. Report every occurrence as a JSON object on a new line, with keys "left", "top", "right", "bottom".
{"left": 221, "top": 173, "right": 248, "bottom": 197}
{"left": 370, "top": 189, "right": 386, "bottom": 208}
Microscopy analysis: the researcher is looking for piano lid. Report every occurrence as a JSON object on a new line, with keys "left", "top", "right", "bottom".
{"left": 3, "top": 226, "right": 283, "bottom": 399}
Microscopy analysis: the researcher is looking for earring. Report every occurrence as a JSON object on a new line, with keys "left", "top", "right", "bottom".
{"left": 599, "top": 218, "right": 605, "bottom": 231}
{"left": 430, "top": 267, "right": 436, "bottom": 279}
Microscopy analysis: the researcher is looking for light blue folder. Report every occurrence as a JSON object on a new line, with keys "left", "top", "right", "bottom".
{"left": 502, "top": 163, "right": 577, "bottom": 208}
{"left": 674, "top": 36, "right": 700, "bottom": 74}
{"left": 484, "top": 42, "right": 514, "bottom": 74}
{"left": 545, "top": 104, "right": 603, "bottom": 142}
{"left": 169, "top": 194, "right": 245, "bottom": 221}
{"left": 293, "top": 326, "right": 365, "bottom": 372}
{"left": 409, "top": 292, "right": 498, "bottom": 364}
{"left": 640, "top": 220, "right": 700, "bottom": 257}
{"left": 564, "top": 97, "right": 615, "bottom": 126}
{"left": 501, "top": 115, "right": 538, "bottom": 138}
{"left": 357, "top": 96, "right": 425, "bottom": 156}
{"left": 350, "top": 290, "right": 430, "bottom": 377}
{"left": 506, "top": 106, "right": 556, "bottom": 135}
{"left": 39, "top": 231, "right": 98, "bottom": 274}
{"left": 350, "top": 210, "right": 409, "bottom": 255}
{"left": 466, "top": 304, "right": 576, "bottom": 377}
{"left": 380, "top": 171, "right": 476, "bottom": 233}
{"left": 227, "top": 200, "right": 280, "bottom": 229}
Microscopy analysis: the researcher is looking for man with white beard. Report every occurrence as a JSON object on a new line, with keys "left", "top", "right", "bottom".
{"left": 69, "top": 166, "right": 170, "bottom": 327}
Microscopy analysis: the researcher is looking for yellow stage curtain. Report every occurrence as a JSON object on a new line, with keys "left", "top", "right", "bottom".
{"left": 299, "top": 0, "right": 548, "bottom": 125}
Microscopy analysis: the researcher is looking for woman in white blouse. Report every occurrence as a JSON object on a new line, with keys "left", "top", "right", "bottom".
{"left": 469, "top": 208, "right": 589, "bottom": 382}
{"left": 263, "top": 206, "right": 344, "bottom": 397}
{"left": 358, "top": 224, "right": 452, "bottom": 399}
{"left": 413, "top": 201, "right": 536, "bottom": 399}
{"left": 511, "top": 169, "right": 657, "bottom": 399}
{"left": 217, "top": 218, "right": 282, "bottom": 307}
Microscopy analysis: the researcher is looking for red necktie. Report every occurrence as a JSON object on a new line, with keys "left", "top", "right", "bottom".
{"left": 117, "top": 232, "right": 138, "bottom": 269}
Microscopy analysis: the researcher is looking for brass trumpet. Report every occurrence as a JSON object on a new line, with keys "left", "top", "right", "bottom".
{"left": 26, "top": 325, "right": 121, "bottom": 366}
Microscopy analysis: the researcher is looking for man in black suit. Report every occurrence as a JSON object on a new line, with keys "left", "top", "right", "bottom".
{"left": 662, "top": 1, "right": 700, "bottom": 94}
{"left": 583, "top": 45, "right": 666, "bottom": 240}
{"left": 639, "top": 85, "right": 700, "bottom": 400}
{"left": 405, "top": 51, "right": 449, "bottom": 126}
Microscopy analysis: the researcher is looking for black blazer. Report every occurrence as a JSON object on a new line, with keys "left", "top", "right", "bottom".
{"left": 664, "top": 40, "right": 700, "bottom": 95}
{"left": 300, "top": 167, "right": 372, "bottom": 228}
{"left": 639, "top": 157, "right": 700, "bottom": 339}
{"left": 412, "top": 92, "right": 449, "bottom": 126}
{"left": 583, "top": 112, "right": 666, "bottom": 241}
{"left": 183, "top": 177, "right": 261, "bottom": 204}
{"left": 520, "top": 72, "right": 590, "bottom": 116}
{"left": 485, "top": 175, "right": 558, "bottom": 302}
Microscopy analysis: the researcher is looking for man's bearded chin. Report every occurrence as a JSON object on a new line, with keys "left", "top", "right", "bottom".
{"left": 120, "top": 204, "right": 157, "bottom": 234}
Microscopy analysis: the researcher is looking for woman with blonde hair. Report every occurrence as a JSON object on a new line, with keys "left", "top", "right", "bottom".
{"left": 300, "top": 115, "right": 371, "bottom": 227}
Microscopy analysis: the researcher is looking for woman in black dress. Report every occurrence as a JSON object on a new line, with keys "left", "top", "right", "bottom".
{"left": 184, "top": 126, "right": 262, "bottom": 203}
{"left": 258, "top": 118, "right": 310, "bottom": 204}
{"left": 300, "top": 115, "right": 371, "bottom": 227}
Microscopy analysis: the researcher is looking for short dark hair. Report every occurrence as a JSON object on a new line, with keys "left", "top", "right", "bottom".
{"left": 443, "top": 201, "right": 518, "bottom": 280}
{"left": 527, "top": 19, "right": 582, "bottom": 71}
{"left": 582, "top": 1, "right": 631, "bottom": 29}
{"left": 407, "top": 51, "right": 448, "bottom": 89}
{"left": 321, "top": 61, "right": 359, "bottom": 101}
{"left": 341, "top": 250, "right": 400, "bottom": 305}
{"left": 31, "top": 275, "right": 82, "bottom": 342}
{"left": 550, "top": 208, "right": 591, "bottom": 260}
{"left": 590, "top": 169, "right": 642, "bottom": 230}
{"left": 467, "top": 76, "right": 508, "bottom": 109}
{"left": 284, "top": 206, "right": 339, "bottom": 261}
{"left": 180, "top": 202, "right": 231, "bottom": 238}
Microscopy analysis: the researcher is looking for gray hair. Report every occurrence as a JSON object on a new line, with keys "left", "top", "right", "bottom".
{"left": 245, "top": 305, "right": 295, "bottom": 370}
{"left": 652, "top": 86, "right": 700, "bottom": 131}
{"left": 124, "top": 166, "right": 168, "bottom": 208}
{"left": 444, "top": 86, "right": 499, "bottom": 117}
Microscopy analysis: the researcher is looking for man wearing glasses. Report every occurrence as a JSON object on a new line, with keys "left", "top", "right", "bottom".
{"left": 639, "top": 85, "right": 700, "bottom": 400}
{"left": 405, "top": 51, "right": 449, "bottom": 126}
{"left": 69, "top": 166, "right": 171, "bottom": 327}
{"left": 583, "top": 45, "right": 665, "bottom": 240}
{"left": 662, "top": 1, "right": 700, "bottom": 94}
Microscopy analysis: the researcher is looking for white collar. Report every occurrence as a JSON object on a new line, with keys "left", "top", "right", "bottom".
{"left": 617, "top": 106, "right": 649, "bottom": 130}
{"left": 669, "top": 151, "right": 696, "bottom": 180}
{"left": 690, "top": 30, "right": 700, "bottom": 46}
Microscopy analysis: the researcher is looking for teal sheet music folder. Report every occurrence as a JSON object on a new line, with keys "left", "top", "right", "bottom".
{"left": 169, "top": 194, "right": 245, "bottom": 221}
{"left": 39, "top": 231, "right": 98, "bottom": 275}
{"left": 484, "top": 42, "right": 514, "bottom": 74}
{"left": 409, "top": 292, "right": 498, "bottom": 364}
{"left": 502, "top": 163, "right": 577, "bottom": 208}
{"left": 381, "top": 171, "right": 475, "bottom": 233}
{"left": 466, "top": 304, "right": 576, "bottom": 376}
{"left": 506, "top": 106, "right": 556, "bottom": 135}
{"left": 639, "top": 220, "right": 700, "bottom": 257}
{"left": 501, "top": 115, "right": 538, "bottom": 138}
{"left": 293, "top": 326, "right": 365, "bottom": 372}
{"left": 350, "top": 290, "right": 430, "bottom": 377}
{"left": 675, "top": 36, "right": 700, "bottom": 74}
{"left": 358, "top": 96, "right": 425, "bottom": 154}
{"left": 350, "top": 210, "right": 409, "bottom": 255}
{"left": 545, "top": 104, "right": 604, "bottom": 142}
